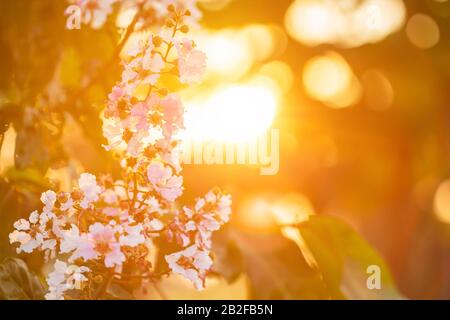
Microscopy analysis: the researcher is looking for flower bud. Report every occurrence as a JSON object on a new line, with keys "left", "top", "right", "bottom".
{"left": 179, "top": 25, "right": 189, "bottom": 33}
{"left": 57, "top": 192, "right": 69, "bottom": 204}
{"left": 166, "top": 19, "right": 175, "bottom": 28}
{"left": 93, "top": 275, "right": 103, "bottom": 284}
{"left": 71, "top": 189, "right": 83, "bottom": 201}
{"left": 144, "top": 146, "right": 157, "bottom": 159}
{"left": 100, "top": 175, "right": 114, "bottom": 188}
{"left": 127, "top": 157, "right": 137, "bottom": 167}
{"left": 167, "top": 4, "right": 175, "bottom": 12}
{"left": 150, "top": 113, "right": 162, "bottom": 125}
{"left": 152, "top": 35, "right": 163, "bottom": 47}
{"left": 158, "top": 87, "right": 169, "bottom": 96}
{"left": 122, "top": 129, "right": 133, "bottom": 143}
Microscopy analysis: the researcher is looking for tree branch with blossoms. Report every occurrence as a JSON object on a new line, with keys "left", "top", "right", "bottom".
{"left": 9, "top": 0, "right": 232, "bottom": 300}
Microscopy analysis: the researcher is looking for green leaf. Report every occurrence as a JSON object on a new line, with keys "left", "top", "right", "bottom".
{"left": 298, "top": 215, "right": 404, "bottom": 299}
{"left": 0, "top": 257, "right": 45, "bottom": 300}
{"left": 230, "top": 229, "right": 329, "bottom": 299}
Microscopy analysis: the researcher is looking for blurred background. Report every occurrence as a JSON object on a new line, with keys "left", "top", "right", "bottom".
{"left": 1, "top": 0, "right": 450, "bottom": 299}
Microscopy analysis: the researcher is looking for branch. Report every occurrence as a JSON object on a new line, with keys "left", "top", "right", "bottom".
{"left": 62, "top": 8, "right": 143, "bottom": 112}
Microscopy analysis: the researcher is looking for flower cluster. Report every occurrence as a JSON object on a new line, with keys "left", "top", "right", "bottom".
{"left": 11, "top": 2, "right": 231, "bottom": 300}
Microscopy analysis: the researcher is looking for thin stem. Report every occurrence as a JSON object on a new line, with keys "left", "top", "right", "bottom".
{"left": 130, "top": 172, "right": 138, "bottom": 212}
{"left": 163, "top": 17, "right": 179, "bottom": 61}
{"left": 61, "top": 8, "right": 143, "bottom": 112}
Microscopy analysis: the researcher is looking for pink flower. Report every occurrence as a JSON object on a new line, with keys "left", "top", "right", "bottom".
{"left": 60, "top": 195, "right": 74, "bottom": 212}
{"left": 69, "top": 223, "right": 125, "bottom": 268}
{"left": 126, "top": 131, "right": 147, "bottom": 157}
{"left": 161, "top": 94, "right": 184, "bottom": 137}
{"left": 108, "top": 85, "right": 126, "bottom": 102}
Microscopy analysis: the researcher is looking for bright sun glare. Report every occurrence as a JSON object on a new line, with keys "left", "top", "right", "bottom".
{"left": 184, "top": 82, "right": 278, "bottom": 143}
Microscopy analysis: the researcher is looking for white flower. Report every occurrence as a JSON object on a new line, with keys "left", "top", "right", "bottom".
{"left": 165, "top": 245, "right": 212, "bottom": 290}
{"left": 12, "top": 0, "right": 234, "bottom": 298}
{"left": 60, "top": 194, "right": 74, "bottom": 211}
{"left": 45, "top": 260, "right": 90, "bottom": 300}
{"left": 60, "top": 224, "right": 82, "bottom": 254}
{"left": 9, "top": 210, "right": 52, "bottom": 254}
{"left": 13, "top": 219, "right": 30, "bottom": 231}
{"left": 45, "top": 260, "right": 68, "bottom": 300}
{"left": 204, "top": 191, "right": 216, "bottom": 203}
{"left": 194, "top": 198, "right": 205, "bottom": 211}
{"left": 9, "top": 230, "right": 41, "bottom": 254}
{"left": 40, "top": 190, "right": 56, "bottom": 213}
{"left": 119, "top": 224, "right": 145, "bottom": 247}
{"left": 78, "top": 173, "right": 102, "bottom": 209}
{"left": 66, "top": 265, "right": 90, "bottom": 289}
{"left": 121, "top": 67, "right": 139, "bottom": 83}
{"left": 42, "top": 239, "right": 57, "bottom": 251}
{"left": 144, "top": 196, "right": 161, "bottom": 213}
{"left": 146, "top": 218, "right": 164, "bottom": 231}
{"left": 101, "top": 189, "right": 118, "bottom": 204}
{"left": 127, "top": 39, "right": 147, "bottom": 57}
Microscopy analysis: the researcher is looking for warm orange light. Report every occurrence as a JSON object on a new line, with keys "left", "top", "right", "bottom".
{"left": 303, "top": 52, "right": 361, "bottom": 108}
{"left": 434, "top": 180, "right": 450, "bottom": 224}
{"left": 285, "top": 0, "right": 406, "bottom": 48}
{"left": 183, "top": 80, "right": 278, "bottom": 142}
{"left": 406, "top": 14, "right": 440, "bottom": 49}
